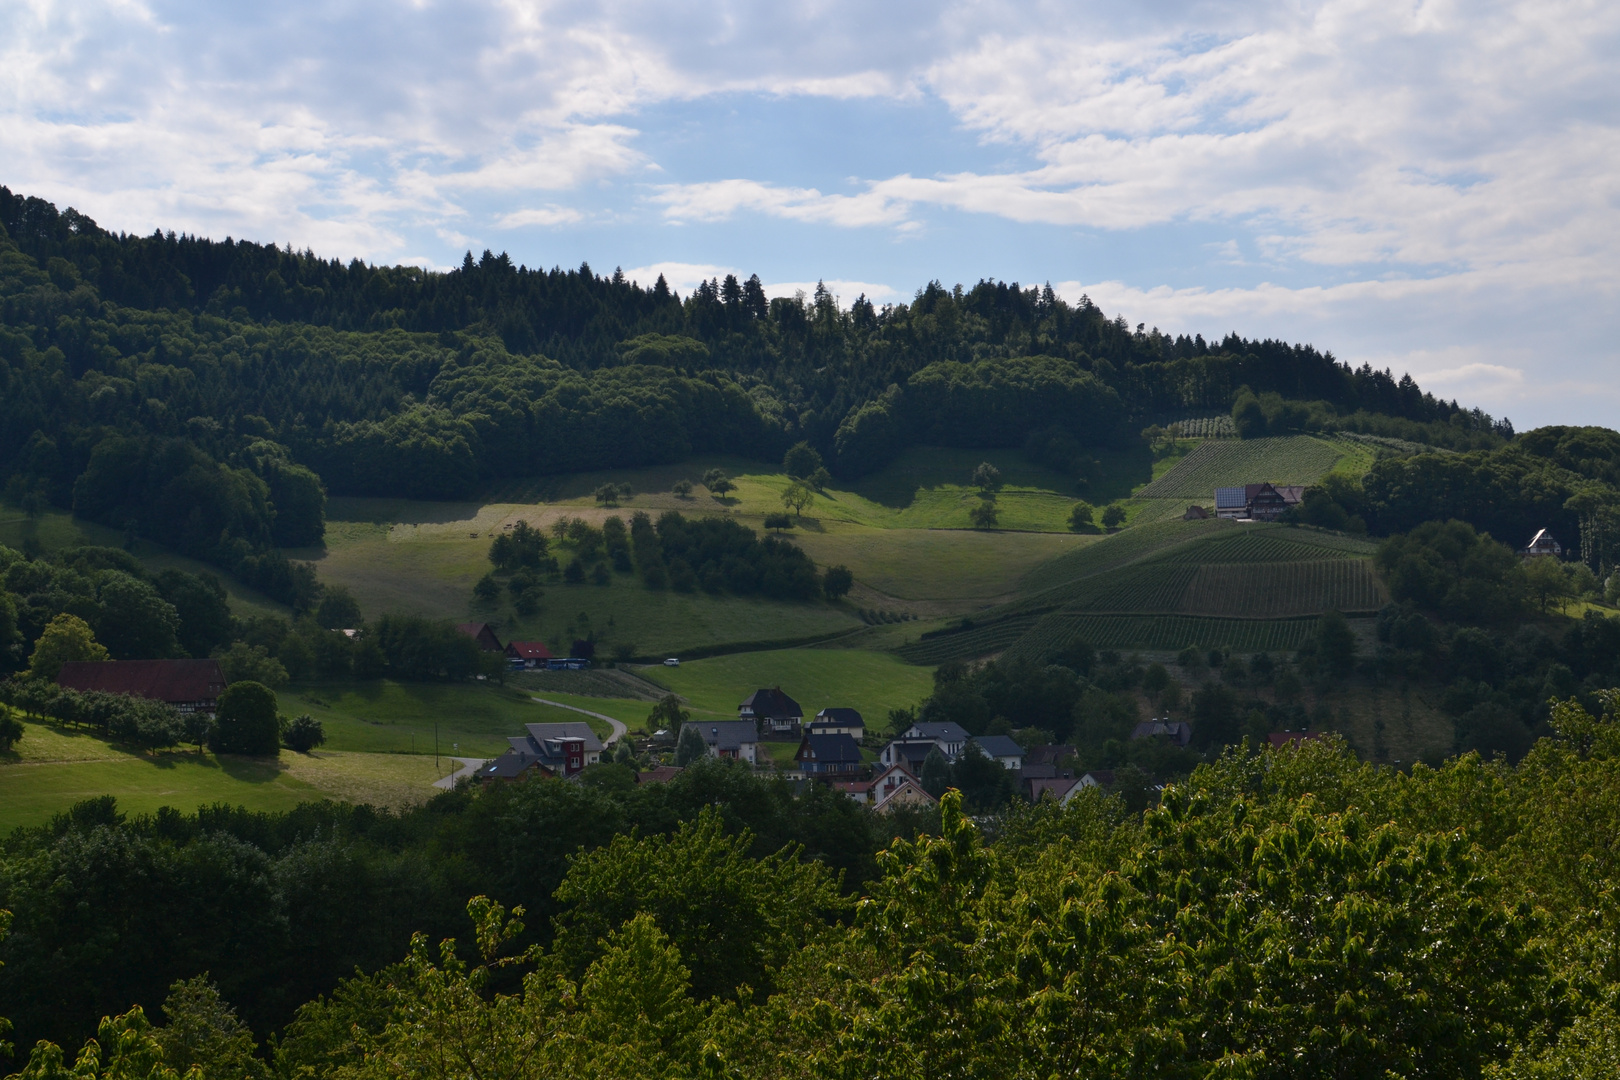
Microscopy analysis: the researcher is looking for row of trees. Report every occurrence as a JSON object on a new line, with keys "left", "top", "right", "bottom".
{"left": 480, "top": 511, "right": 850, "bottom": 606}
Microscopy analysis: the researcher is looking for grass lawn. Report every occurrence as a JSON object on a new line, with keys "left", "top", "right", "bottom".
{"left": 0, "top": 720, "right": 446, "bottom": 833}
{"left": 634, "top": 648, "right": 936, "bottom": 720}
{"left": 280, "top": 678, "right": 622, "bottom": 757}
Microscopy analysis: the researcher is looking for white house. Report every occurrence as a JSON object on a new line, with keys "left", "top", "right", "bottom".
{"left": 698, "top": 720, "right": 759, "bottom": 765}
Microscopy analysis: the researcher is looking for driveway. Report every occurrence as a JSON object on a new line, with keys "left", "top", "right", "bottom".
{"left": 531, "top": 698, "right": 628, "bottom": 747}
{"left": 434, "top": 756, "right": 488, "bottom": 789}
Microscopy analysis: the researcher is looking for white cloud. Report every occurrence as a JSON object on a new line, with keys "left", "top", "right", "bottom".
{"left": 652, "top": 179, "right": 907, "bottom": 228}
{"left": 495, "top": 206, "right": 586, "bottom": 228}
{"left": 618, "top": 261, "right": 730, "bottom": 293}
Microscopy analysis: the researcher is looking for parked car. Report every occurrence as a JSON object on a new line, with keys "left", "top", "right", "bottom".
{"left": 663, "top": 657, "right": 681, "bottom": 667}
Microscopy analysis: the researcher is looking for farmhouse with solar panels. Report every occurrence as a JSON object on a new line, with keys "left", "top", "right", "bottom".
{"left": 1214, "top": 483, "right": 1305, "bottom": 521}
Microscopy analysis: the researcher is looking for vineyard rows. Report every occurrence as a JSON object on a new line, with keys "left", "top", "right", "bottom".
{"left": 1015, "top": 518, "right": 1235, "bottom": 597}
{"left": 1154, "top": 531, "right": 1361, "bottom": 565}
{"left": 1137, "top": 436, "right": 1346, "bottom": 500}
{"left": 1179, "top": 560, "right": 1387, "bottom": 617}
{"left": 895, "top": 616, "right": 1041, "bottom": 665}
{"left": 1002, "top": 613, "right": 1323, "bottom": 659}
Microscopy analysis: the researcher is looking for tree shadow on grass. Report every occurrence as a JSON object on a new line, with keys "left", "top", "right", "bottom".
{"left": 216, "top": 753, "right": 290, "bottom": 784}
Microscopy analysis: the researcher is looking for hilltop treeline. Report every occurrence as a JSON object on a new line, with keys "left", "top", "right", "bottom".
{"left": 2, "top": 186, "right": 1494, "bottom": 521}
{"left": 7, "top": 708, "right": 1620, "bottom": 1077}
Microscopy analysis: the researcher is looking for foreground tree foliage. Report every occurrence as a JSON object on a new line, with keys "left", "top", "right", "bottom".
{"left": 6, "top": 698, "right": 1620, "bottom": 1078}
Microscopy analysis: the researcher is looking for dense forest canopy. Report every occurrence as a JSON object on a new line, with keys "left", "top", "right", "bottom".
{"left": 1, "top": 185, "right": 1500, "bottom": 516}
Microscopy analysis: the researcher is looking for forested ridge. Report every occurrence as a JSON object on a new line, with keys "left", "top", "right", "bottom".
{"left": 1, "top": 185, "right": 1498, "bottom": 512}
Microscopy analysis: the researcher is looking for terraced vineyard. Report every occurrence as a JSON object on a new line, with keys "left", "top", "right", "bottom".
{"left": 1000, "top": 613, "right": 1323, "bottom": 660}
{"left": 1137, "top": 436, "right": 1349, "bottom": 499}
{"left": 1180, "top": 560, "right": 1386, "bottom": 617}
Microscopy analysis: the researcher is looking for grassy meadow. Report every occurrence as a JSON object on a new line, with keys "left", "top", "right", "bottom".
{"left": 0, "top": 719, "right": 446, "bottom": 832}
{"left": 633, "top": 648, "right": 937, "bottom": 720}
{"left": 279, "top": 678, "right": 625, "bottom": 757}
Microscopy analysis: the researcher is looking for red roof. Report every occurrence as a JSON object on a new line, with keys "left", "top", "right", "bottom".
{"left": 505, "top": 641, "right": 553, "bottom": 660}
{"left": 57, "top": 659, "right": 227, "bottom": 703}
{"left": 1267, "top": 731, "right": 1325, "bottom": 749}
{"left": 636, "top": 765, "right": 684, "bottom": 784}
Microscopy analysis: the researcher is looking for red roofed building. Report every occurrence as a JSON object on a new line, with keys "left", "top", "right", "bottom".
{"left": 456, "top": 622, "right": 504, "bottom": 652}
{"left": 57, "top": 659, "right": 228, "bottom": 716}
{"left": 505, "top": 641, "right": 553, "bottom": 668}
{"left": 1267, "top": 731, "right": 1325, "bottom": 749}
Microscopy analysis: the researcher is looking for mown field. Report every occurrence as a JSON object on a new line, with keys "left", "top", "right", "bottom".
{"left": 279, "top": 678, "right": 624, "bottom": 758}
{"left": 634, "top": 648, "right": 936, "bottom": 720}
{"left": 0, "top": 719, "right": 446, "bottom": 832}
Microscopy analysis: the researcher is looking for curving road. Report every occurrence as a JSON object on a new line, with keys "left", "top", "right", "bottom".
{"left": 530, "top": 697, "right": 628, "bottom": 747}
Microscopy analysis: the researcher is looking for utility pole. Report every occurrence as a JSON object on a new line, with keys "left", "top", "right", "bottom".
{"left": 435, "top": 722, "right": 440, "bottom": 773}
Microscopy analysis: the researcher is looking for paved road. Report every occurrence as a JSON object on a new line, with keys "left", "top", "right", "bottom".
{"left": 434, "top": 756, "right": 488, "bottom": 789}
{"left": 531, "top": 697, "right": 628, "bottom": 746}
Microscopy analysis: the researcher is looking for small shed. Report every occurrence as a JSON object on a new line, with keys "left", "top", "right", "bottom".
{"left": 1183, "top": 505, "right": 1210, "bottom": 520}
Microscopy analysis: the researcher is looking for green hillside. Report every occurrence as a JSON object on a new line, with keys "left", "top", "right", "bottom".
{"left": 907, "top": 520, "right": 1386, "bottom": 662}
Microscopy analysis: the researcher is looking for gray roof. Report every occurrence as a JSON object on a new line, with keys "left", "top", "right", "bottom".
{"left": 1215, "top": 486, "right": 1247, "bottom": 509}
{"left": 700, "top": 720, "right": 759, "bottom": 751}
{"left": 814, "top": 707, "right": 864, "bottom": 726}
{"left": 886, "top": 739, "right": 937, "bottom": 765}
{"left": 907, "top": 721, "right": 970, "bottom": 743}
{"left": 480, "top": 750, "right": 544, "bottom": 779}
{"left": 971, "top": 735, "right": 1026, "bottom": 760}
{"left": 798, "top": 732, "right": 863, "bottom": 764}
{"left": 522, "top": 722, "right": 603, "bottom": 754}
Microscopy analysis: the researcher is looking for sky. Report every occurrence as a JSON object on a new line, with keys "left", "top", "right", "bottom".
{"left": 3, "top": 0, "right": 1618, "bottom": 429}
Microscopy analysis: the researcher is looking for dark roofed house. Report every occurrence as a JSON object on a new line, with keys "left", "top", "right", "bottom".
{"left": 505, "top": 641, "right": 553, "bottom": 668}
{"left": 456, "top": 622, "right": 504, "bottom": 652}
{"left": 1246, "top": 483, "right": 1304, "bottom": 522}
{"left": 896, "top": 720, "right": 970, "bottom": 760}
{"left": 1025, "top": 744, "right": 1077, "bottom": 768}
{"left": 477, "top": 721, "right": 603, "bottom": 784}
{"left": 810, "top": 707, "right": 864, "bottom": 738}
{"left": 1131, "top": 720, "right": 1192, "bottom": 747}
{"left": 57, "top": 659, "right": 227, "bottom": 716}
{"left": 739, "top": 687, "right": 803, "bottom": 738}
{"left": 476, "top": 753, "right": 549, "bottom": 782}
{"left": 969, "top": 734, "right": 1025, "bottom": 770}
{"left": 795, "top": 732, "right": 864, "bottom": 776}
